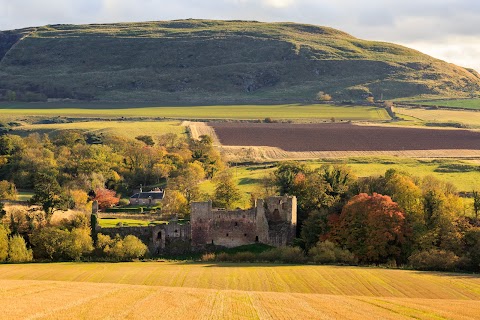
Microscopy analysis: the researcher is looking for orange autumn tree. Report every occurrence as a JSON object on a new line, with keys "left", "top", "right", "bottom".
{"left": 334, "top": 193, "right": 406, "bottom": 264}
{"left": 93, "top": 188, "right": 120, "bottom": 210}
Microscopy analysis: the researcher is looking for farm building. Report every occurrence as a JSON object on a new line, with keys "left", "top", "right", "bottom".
{"left": 129, "top": 189, "right": 165, "bottom": 205}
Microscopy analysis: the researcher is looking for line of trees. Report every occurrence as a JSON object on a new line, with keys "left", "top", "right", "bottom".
{"left": 262, "top": 162, "right": 480, "bottom": 271}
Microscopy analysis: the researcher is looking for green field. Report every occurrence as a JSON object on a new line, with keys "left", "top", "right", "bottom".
{"left": 412, "top": 99, "right": 480, "bottom": 110}
{"left": 0, "top": 102, "right": 391, "bottom": 121}
{"left": 98, "top": 218, "right": 168, "bottom": 228}
{"left": 12, "top": 120, "right": 186, "bottom": 139}
{"left": 201, "top": 159, "right": 480, "bottom": 205}
{"left": 0, "top": 262, "right": 479, "bottom": 319}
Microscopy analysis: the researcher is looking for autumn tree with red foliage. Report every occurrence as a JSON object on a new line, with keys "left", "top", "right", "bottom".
{"left": 92, "top": 188, "right": 120, "bottom": 210}
{"left": 334, "top": 193, "right": 406, "bottom": 264}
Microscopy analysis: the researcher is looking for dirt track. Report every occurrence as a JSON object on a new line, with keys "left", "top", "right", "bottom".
{"left": 210, "top": 122, "right": 480, "bottom": 152}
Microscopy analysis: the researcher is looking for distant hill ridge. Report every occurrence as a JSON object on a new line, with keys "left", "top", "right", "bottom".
{"left": 0, "top": 19, "right": 479, "bottom": 103}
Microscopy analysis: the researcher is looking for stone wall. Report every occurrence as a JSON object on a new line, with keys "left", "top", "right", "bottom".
{"left": 96, "top": 196, "right": 296, "bottom": 254}
{"left": 97, "top": 222, "right": 191, "bottom": 255}
{"left": 191, "top": 196, "right": 296, "bottom": 248}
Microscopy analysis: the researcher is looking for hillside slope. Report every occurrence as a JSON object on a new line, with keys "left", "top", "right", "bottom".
{"left": 0, "top": 20, "right": 479, "bottom": 103}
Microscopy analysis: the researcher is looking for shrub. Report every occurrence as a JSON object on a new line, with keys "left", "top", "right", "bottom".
{"left": 0, "top": 224, "right": 8, "bottom": 262}
{"left": 31, "top": 227, "right": 93, "bottom": 261}
{"left": 31, "top": 227, "right": 69, "bottom": 260}
{"left": 120, "top": 235, "right": 148, "bottom": 260}
{"left": 408, "top": 249, "right": 460, "bottom": 271}
{"left": 215, "top": 252, "right": 230, "bottom": 262}
{"left": 0, "top": 180, "right": 17, "bottom": 200}
{"left": 277, "top": 246, "right": 307, "bottom": 264}
{"left": 308, "top": 241, "right": 357, "bottom": 265}
{"left": 230, "top": 251, "right": 256, "bottom": 262}
{"left": 65, "top": 228, "right": 94, "bottom": 261}
{"left": 96, "top": 233, "right": 147, "bottom": 261}
{"left": 7, "top": 235, "right": 33, "bottom": 263}
{"left": 201, "top": 252, "right": 216, "bottom": 262}
{"left": 258, "top": 247, "right": 306, "bottom": 264}
{"left": 316, "top": 91, "right": 332, "bottom": 101}
{"left": 118, "top": 198, "right": 130, "bottom": 206}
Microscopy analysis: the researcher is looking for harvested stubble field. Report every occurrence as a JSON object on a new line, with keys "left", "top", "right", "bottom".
{"left": 0, "top": 263, "right": 479, "bottom": 319}
{"left": 396, "top": 107, "right": 480, "bottom": 128}
{"left": 210, "top": 122, "right": 480, "bottom": 152}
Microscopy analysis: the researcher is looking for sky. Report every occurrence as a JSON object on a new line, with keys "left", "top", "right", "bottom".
{"left": 1, "top": 0, "right": 479, "bottom": 71}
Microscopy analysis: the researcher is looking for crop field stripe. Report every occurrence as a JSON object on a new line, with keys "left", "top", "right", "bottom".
{"left": 1, "top": 263, "right": 480, "bottom": 299}
{"left": 1, "top": 279, "right": 480, "bottom": 320}
{"left": 0, "top": 103, "right": 391, "bottom": 121}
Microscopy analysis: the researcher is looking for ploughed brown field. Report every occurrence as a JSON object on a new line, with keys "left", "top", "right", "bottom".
{"left": 210, "top": 123, "right": 480, "bottom": 151}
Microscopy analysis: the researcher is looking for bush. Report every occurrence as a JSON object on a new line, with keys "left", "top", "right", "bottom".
{"left": 118, "top": 198, "right": 130, "bottom": 206}
{"left": 7, "top": 235, "right": 33, "bottom": 263}
{"left": 65, "top": 228, "right": 94, "bottom": 261}
{"left": 258, "top": 247, "right": 306, "bottom": 264}
{"left": 230, "top": 251, "right": 256, "bottom": 262}
{"left": 308, "top": 241, "right": 356, "bottom": 265}
{"left": 31, "top": 227, "right": 93, "bottom": 261}
{"left": 120, "top": 235, "right": 148, "bottom": 260}
{"left": 277, "top": 247, "right": 307, "bottom": 264}
{"left": 0, "top": 224, "right": 8, "bottom": 262}
{"left": 96, "top": 233, "right": 147, "bottom": 261}
{"left": 215, "top": 252, "right": 230, "bottom": 262}
{"left": 408, "top": 249, "right": 460, "bottom": 271}
{"left": 201, "top": 252, "right": 216, "bottom": 262}
{"left": 0, "top": 180, "right": 17, "bottom": 200}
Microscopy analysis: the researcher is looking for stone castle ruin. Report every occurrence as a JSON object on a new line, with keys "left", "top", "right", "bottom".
{"left": 191, "top": 196, "right": 297, "bottom": 248}
{"left": 97, "top": 196, "right": 297, "bottom": 254}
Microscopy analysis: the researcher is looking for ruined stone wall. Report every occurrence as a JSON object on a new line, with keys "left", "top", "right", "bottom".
{"left": 191, "top": 196, "right": 296, "bottom": 248}
{"left": 97, "top": 222, "right": 191, "bottom": 255}
{"left": 263, "top": 196, "right": 297, "bottom": 247}
{"left": 96, "top": 196, "right": 296, "bottom": 254}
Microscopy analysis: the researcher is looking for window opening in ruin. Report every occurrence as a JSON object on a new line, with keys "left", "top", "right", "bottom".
{"left": 226, "top": 233, "right": 229, "bottom": 237}
{"left": 234, "top": 222, "right": 238, "bottom": 227}
{"left": 244, "top": 233, "right": 247, "bottom": 237}
{"left": 157, "top": 232, "right": 162, "bottom": 240}
{"left": 174, "top": 229, "right": 178, "bottom": 233}
{"left": 255, "top": 236, "right": 259, "bottom": 242}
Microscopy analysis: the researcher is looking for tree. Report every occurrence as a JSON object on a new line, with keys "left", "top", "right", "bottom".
{"left": 213, "top": 170, "right": 242, "bottom": 209}
{"left": 29, "top": 172, "right": 71, "bottom": 223}
{"left": 0, "top": 180, "right": 17, "bottom": 200}
{"left": 161, "top": 190, "right": 188, "bottom": 216}
{"left": 64, "top": 228, "right": 94, "bottom": 261}
{"left": 0, "top": 202, "right": 6, "bottom": 220}
{"left": 473, "top": 190, "right": 480, "bottom": 222}
{"left": 95, "top": 233, "right": 147, "bottom": 261}
{"left": 30, "top": 227, "right": 93, "bottom": 261}
{"left": 135, "top": 135, "right": 155, "bottom": 146}
{"left": 334, "top": 193, "right": 406, "bottom": 263}
{"left": 92, "top": 188, "right": 120, "bottom": 210}
{"left": 274, "top": 162, "right": 308, "bottom": 195}
{"left": 7, "top": 234, "right": 33, "bottom": 263}
{"left": 300, "top": 209, "right": 330, "bottom": 250}
{"left": 316, "top": 91, "right": 332, "bottom": 101}
{"left": 0, "top": 224, "right": 8, "bottom": 262}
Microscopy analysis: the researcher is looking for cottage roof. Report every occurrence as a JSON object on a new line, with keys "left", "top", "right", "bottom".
{"left": 130, "top": 190, "right": 165, "bottom": 200}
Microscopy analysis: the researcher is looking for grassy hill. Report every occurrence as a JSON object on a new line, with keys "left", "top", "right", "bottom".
{"left": 0, "top": 20, "right": 479, "bottom": 103}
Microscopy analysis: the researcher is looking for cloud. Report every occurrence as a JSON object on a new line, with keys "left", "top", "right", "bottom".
{"left": 0, "top": 0, "right": 479, "bottom": 70}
